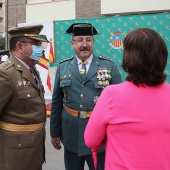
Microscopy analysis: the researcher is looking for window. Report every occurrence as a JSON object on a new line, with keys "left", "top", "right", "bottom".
{"left": 0, "top": 3, "right": 2, "bottom": 10}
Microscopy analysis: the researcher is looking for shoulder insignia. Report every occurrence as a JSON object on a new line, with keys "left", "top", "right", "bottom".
{"left": 0, "top": 60, "right": 14, "bottom": 70}
{"left": 60, "top": 57, "right": 74, "bottom": 64}
{"left": 99, "top": 56, "right": 114, "bottom": 62}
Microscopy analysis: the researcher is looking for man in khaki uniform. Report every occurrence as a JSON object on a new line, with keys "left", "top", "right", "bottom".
{"left": 0, "top": 25, "right": 47, "bottom": 170}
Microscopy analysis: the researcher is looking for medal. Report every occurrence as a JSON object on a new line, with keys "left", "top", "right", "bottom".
{"left": 23, "top": 81, "right": 27, "bottom": 86}
{"left": 106, "top": 80, "right": 110, "bottom": 86}
{"left": 27, "top": 81, "right": 31, "bottom": 85}
{"left": 17, "top": 81, "right": 22, "bottom": 86}
{"left": 103, "top": 81, "right": 106, "bottom": 86}
{"left": 98, "top": 81, "right": 103, "bottom": 86}
{"left": 93, "top": 96, "right": 99, "bottom": 105}
{"left": 80, "top": 68, "right": 85, "bottom": 75}
{"left": 80, "top": 60, "right": 87, "bottom": 75}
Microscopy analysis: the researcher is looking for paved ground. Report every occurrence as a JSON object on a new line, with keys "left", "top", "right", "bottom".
{"left": 42, "top": 117, "right": 65, "bottom": 170}
{"left": 42, "top": 114, "right": 88, "bottom": 169}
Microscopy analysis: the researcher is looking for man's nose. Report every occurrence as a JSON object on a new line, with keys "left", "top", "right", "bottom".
{"left": 82, "top": 40, "right": 89, "bottom": 45}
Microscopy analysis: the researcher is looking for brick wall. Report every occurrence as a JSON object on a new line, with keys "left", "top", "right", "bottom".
{"left": 5, "top": 0, "right": 102, "bottom": 48}
{"left": 75, "top": 0, "right": 102, "bottom": 19}
{"left": 5, "top": 0, "right": 26, "bottom": 48}
{"left": 6, "top": 0, "right": 26, "bottom": 29}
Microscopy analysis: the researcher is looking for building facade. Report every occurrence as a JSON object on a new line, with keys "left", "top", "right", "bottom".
{"left": 4, "top": 0, "right": 101, "bottom": 48}
{"left": 4, "top": 0, "right": 170, "bottom": 48}
{"left": 0, "top": 0, "right": 5, "bottom": 37}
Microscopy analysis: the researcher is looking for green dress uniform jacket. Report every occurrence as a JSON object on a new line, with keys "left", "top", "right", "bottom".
{"left": 0, "top": 55, "right": 46, "bottom": 170}
{"left": 50, "top": 55, "right": 122, "bottom": 156}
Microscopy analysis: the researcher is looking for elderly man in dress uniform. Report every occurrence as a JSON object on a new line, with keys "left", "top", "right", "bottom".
{"left": 0, "top": 25, "right": 47, "bottom": 170}
{"left": 50, "top": 23, "right": 122, "bottom": 170}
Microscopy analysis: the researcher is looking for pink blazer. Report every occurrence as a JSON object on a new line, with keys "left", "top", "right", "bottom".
{"left": 84, "top": 81, "right": 170, "bottom": 170}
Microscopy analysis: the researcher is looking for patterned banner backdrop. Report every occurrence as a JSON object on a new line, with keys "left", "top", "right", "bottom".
{"left": 54, "top": 12, "right": 170, "bottom": 82}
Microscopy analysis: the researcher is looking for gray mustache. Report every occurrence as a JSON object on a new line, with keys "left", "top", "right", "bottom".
{"left": 80, "top": 47, "right": 90, "bottom": 51}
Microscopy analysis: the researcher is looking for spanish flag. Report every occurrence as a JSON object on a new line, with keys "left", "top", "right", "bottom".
{"left": 49, "top": 42, "right": 55, "bottom": 63}
{"left": 46, "top": 103, "right": 52, "bottom": 117}
{"left": 38, "top": 56, "right": 49, "bottom": 70}
{"left": 46, "top": 42, "right": 55, "bottom": 91}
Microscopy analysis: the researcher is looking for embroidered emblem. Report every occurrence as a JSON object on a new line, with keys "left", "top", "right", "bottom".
{"left": 109, "top": 31, "right": 123, "bottom": 49}
{"left": 17, "top": 81, "right": 23, "bottom": 86}
{"left": 23, "top": 81, "right": 27, "bottom": 86}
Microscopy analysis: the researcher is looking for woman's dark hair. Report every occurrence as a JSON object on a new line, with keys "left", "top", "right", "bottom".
{"left": 122, "top": 28, "right": 168, "bottom": 86}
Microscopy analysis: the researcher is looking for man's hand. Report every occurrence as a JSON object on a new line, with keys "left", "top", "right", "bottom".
{"left": 51, "top": 137, "right": 61, "bottom": 150}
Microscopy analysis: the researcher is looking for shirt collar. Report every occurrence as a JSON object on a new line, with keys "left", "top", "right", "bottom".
{"left": 76, "top": 54, "right": 93, "bottom": 65}
{"left": 14, "top": 56, "right": 30, "bottom": 69}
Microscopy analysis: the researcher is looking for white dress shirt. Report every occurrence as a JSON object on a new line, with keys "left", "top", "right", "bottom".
{"left": 76, "top": 54, "right": 93, "bottom": 74}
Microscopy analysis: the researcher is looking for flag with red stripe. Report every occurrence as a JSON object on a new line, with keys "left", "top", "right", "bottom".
{"left": 38, "top": 56, "right": 49, "bottom": 70}
{"left": 46, "top": 42, "right": 55, "bottom": 91}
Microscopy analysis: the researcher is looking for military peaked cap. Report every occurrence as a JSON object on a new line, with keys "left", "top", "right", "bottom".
{"left": 8, "top": 25, "right": 47, "bottom": 42}
{"left": 65, "top": 23, "right": 99, "bottom": 36}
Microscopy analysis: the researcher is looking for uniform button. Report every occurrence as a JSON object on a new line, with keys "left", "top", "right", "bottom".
{"left": 80, "top": 94, "right": 84, "bottom": 98}
{"left": 27, "top": 94, "right": 30, "bottom": 98}
{"left": 80, "top": 105, "right": 83, "bottom": 108}
{"left": 81, "top": 84, "right": 84, "bottom": 87}
{"left": 18, "top": 144, "right": 22, "bottom": 148}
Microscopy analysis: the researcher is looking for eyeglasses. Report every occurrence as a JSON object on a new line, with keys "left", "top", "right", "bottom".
{"left": 72, "top": 38, "right": 94, "bottom": 44}
{"left": 21, "top": 41, "right": 42, "bottom": 47}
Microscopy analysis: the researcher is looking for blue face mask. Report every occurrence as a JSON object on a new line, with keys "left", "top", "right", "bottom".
{"left": 30, "top": 45, "right": 43, "bottom": 61}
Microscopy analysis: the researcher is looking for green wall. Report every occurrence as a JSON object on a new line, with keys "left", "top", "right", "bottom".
{"left": 53, "top": 12, "right": 170, "bottom": 82}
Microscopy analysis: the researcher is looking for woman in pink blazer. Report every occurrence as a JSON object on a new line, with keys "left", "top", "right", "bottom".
{"left": 84, "top": 28, "right": 169, "bottom": 170}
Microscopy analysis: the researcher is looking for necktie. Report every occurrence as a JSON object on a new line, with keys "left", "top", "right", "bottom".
{"left": 29, "top": 67, "right": 39, "bottom": 85}
{"left": 29, "top": 67, "right": 35, "bottom": 78}
{"left": 80, "top": 60, "right": 87, "bottom": 81}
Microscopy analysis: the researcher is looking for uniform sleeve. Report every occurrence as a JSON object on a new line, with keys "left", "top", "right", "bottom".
{"left": 0, "top": 69, "right": 13, "bottom": 114}
{"left": 50, "top": 65, "right": 64, "bottom": 137}
{"left": 84, "top": 86, "right": 110, "bottom": 149}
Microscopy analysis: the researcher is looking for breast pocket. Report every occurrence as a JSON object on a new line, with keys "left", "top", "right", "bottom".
{"left": 16, "top": 89, "right": 39, "bottom": 113}
{"left": 60, "top": 80, "right": 72, "bottom": 102}
{"left": 17, "top": 89, "right": 39, "bottom": 100}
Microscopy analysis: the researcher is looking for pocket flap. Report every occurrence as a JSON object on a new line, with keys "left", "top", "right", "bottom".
{"left": 60, "top": 80, "right": 71, "bottom": 87}
{"left": 4, "top": 134, "right": 35, "bottom": 149}
{"left": 17, "top": 89, "right": 38, "bottom": 99}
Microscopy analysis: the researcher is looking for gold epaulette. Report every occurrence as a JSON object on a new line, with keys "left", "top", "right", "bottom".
{"left": 0, "top": 60, "right": 13, "bottom": 70}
